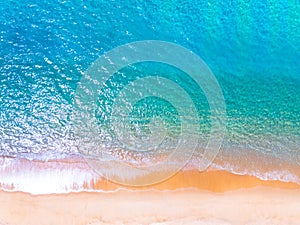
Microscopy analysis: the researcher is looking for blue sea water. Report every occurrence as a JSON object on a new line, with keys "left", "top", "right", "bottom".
{"left": 0, "top": 0, "right": 299, "bottom": 181}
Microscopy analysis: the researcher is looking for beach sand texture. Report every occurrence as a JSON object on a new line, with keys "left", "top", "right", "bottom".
{"left": 0, "top": 157, "right": 300, "bottom": 225}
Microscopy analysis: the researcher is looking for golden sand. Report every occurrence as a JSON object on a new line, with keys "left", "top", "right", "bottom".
{"left": 1, "top": 157, "right": 300, "bottom": 224}
{"left": 86, "top": 169, "right": 300, "bottom": 192}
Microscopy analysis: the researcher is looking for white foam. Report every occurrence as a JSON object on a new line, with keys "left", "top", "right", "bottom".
{"left": 0, "top": 157, "right": 100, "bottom": 195}
{"left": 210, "top": 161, "right": 300, "bottom": 184}
{"left": 1, "top": 156, "right": 299, "bottom": 195}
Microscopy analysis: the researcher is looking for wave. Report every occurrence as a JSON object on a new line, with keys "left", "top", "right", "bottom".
{"left": 0, "top": 153, "right": 299, "bottom": 195}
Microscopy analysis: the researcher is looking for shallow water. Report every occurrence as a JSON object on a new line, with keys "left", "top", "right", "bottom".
{"left": 0, "top": 0, "right": 300, "bottom": 186}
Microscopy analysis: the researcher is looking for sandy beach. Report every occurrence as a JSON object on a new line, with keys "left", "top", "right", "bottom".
{"left": 1, "top": 187, "right": 300, "bottom": 225}
{"left": 0, "top": 157, "right": 300, "bottom": 225}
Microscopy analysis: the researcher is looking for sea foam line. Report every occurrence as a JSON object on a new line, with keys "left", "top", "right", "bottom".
{"left": 1, "top": 155, "right": 299, "bottom": 195}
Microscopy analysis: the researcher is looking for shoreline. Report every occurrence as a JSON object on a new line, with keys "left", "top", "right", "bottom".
{"left": 0, "top": 155, "right": 299, "bottom": 194}
{"left": 1, "top": 156, "right": 300, "bottom": 224}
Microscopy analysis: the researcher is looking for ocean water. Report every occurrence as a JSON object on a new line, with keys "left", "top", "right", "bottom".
{"left": 0, "top": 0, "right": 300, "bottom": 187}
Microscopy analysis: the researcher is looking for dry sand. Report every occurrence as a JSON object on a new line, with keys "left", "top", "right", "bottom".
{"left": 1, "top": 187, "right": 300, "bottom": 225}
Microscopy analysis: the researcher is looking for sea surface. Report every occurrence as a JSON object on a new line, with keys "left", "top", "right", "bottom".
{"left": 0, "top": 0, "right": 300, "bottom": 189}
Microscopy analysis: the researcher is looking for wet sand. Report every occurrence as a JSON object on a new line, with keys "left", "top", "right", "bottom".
{"left": 0, "top": 157, "right": 300, "bottom": 224}
{"left": 1, "top": 155, "right": 299, "bottom": 193}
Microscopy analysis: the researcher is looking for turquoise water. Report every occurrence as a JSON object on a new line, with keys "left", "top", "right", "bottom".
{"left": 0, "top": 0, "right": 299, "bottom": 180}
